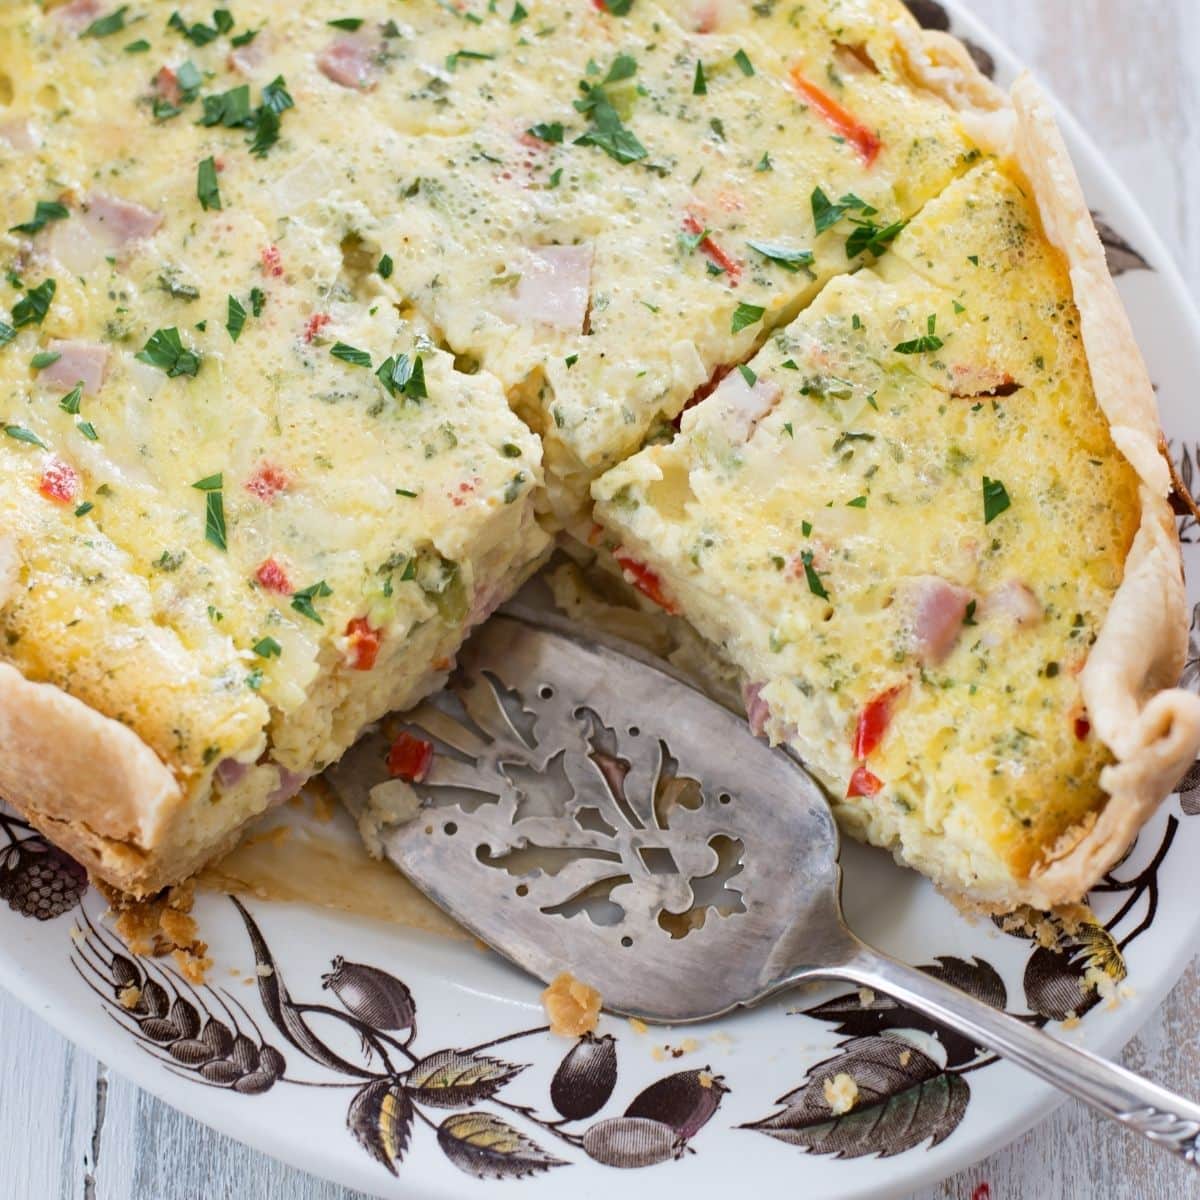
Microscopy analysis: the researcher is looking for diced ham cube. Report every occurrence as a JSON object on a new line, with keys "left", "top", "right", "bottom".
{"left": 54, "top": 0, "right": 102, "bottom": 33}
{"left": 706, "top": 368, "right": 781, "bottom": 443}
{"left": 0, "top": 118, "right": 38, "bottom": 152}
{"left": 317, "top": 35, "right": 380, "bottom": 90}
{"left": 743, "top": 681, "right": 771, "bottom": 739}
{"left": 984, "top": 580, "right": 1042, "bottom": 628}
{"left": 215, "top": 757, "right": 250, "bottom": 788}
{"left": 267, "top": 765, "right": 307, "bottom": 806}
{"left": 505, "top": 244, "right": 594, "bottom": 334}
{"left": 39, "top": 341, "right": 109, "bottom": 396}
{"left": 229, "top": 31, "right": 270, "bottom": 75}
{"left": 901, "top": 575, "right": 973, "bottom": 664}
{"left": 154, "top": 67, "right": 183, "bottom": 108}
{"left": 81, "top": 192, "right": 163, "bottom": 246}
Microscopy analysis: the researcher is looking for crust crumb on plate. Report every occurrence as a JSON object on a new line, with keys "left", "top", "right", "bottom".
{"left": 542, "top": 972, "right": 602, "bottom": 1037}
{"left": 101, "top": 877, "right": 211, "bottom": 982}
{"left": 823, "top": 1072, "right": 860, "bottom": 1115}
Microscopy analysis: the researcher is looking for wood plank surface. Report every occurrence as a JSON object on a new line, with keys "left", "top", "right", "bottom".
{"left": 1, "top": 2, "right": 1198, "bottom": 1197}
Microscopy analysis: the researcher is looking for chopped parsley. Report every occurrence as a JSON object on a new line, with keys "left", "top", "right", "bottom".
{"left": 731, "top": 301, "right": 765, "bottom": 334}
{"left": 377, "top": 254, "right": 394, "bottom": 279}
{"left": 0, "top": 323, "right": 14, "bottom": 349}
{"left": 168, "top": 9, "right": 235, "bottom": 46}
{"left": 595, "top": 0, "right": 634, "bottom": 11}
{"left": 982, "top": 475, "right": 1011, "bottom": 524}
{"left": 74, "top": 501, "right": 95, "bottom": 517}
{"left": 799, "top": 549, "right": 828, "bottom": 600}
{"left": 4, "top": 425, "right": 45, "bottom": 448}
{"left": 963, "top": 599, "right": 978, "bottom": 626}
{"left": 83, "top": 5, "right": 129, "bottom": 37}
{"left": 226, "top": 294, "right": 246, "bottom": 341}
{"left": 894, "top": 314, "right": 944, "bottom": 355}
{"left": 573, "top": 56, "right": 647, "bottom": 165}
{"left": 253, "top": 636, "right": 282, "bottom": 658}
{"left": 446, "top": 49, "right": 495, "bottom": 71}
{"left": 77, "top": 420, "right": 98, "bottom": 441}
{"left": 845, "top": 216, "right": 906, "bottom": 259}
{"left": 376, "top": 352, "right": 427, "bottom": 402}
{"left": 10, "top": 200, "right": 69, "bottom": 237}
{"left": 395, "top": 487, "right": 418, "bottom": 498}
{"left": 200, "top": 84, "right": 252, "bottom": 127}
{"left": 733, "top": 48, "right": 754, "bottom": 76}
{"left": 30, "top": 351, "right": 61, "bottom": 370}
{"left": 692, "top": 61, "right": 707, "bottom": 95}
{"left": 847, "top": 495, "right": 868, "bottom": 508}
{"left": 58, "top": 385, "right": 83, "bottom": 415}
{"left": 737, "top": 363, "right": 757, "bottom": 386}
{"left": 528, "top": 121, "right": 564, "bottom": 143}
{"left": 12, "top": 279, "right": 56, "bottom": 328}
{"left": 248, "top": 76, "right": 294, "bottom": 157}
{"left": 192, "top": 473, "right": 227, "bottom": 550}
{"left": 124, "top": 38, "right": 152, "bottom": 52}
{"left": 327, "top": 17, "right": 364, "bottom": 29}
{"left": 747, "top": 239, "right": 814, "bottom": 274}
{"left": 331, "top": 342, "right": 372, "bottom": 368}
{"left": 755, "top": 151, "right": 773, "bottom": 172}
{"left": 291, "top": 580, "right": 333, "bottom": 624}
{"left": 511, "top": 1, "right": 528, "bottom": 21}
{"left": 197, "top": 156, "right": 222, "bottom": 211}
{"left": 250, "top": 287, "right": 266, "bottom": 317}
{"left": 136, "top": 327, "right": 201, "bottom": 377}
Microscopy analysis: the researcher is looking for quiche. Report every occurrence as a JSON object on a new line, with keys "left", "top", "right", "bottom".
{"left": 594, "top": 78, "right": 1200, "bottom": 907}
{"left": 0, "top": 0, "right": 1195, "bottom": 908}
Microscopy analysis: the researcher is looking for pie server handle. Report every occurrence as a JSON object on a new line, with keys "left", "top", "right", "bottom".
{"left": 816, "top": 941, "right": 1200, "bottom": 1167}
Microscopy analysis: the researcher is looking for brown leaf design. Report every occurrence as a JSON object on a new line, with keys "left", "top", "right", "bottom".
{"left": 804, "top": 956, "right": 1005, "bottom": 1068}
{"left": 1092, "top": 214, "right": 1152, "bottom": 275}
{"left": 582, "top": 1117, "right": 684, "bottom": 1168}
{"left": 436, "top": 1112, "right": 567, "bottom": 1180}
{"left": 347, "top": 1078, "right": 414, "bottom": 1175}
{"left": 1023, "top": 921, "right": 1127, "bottom": 1021}
{"left": 405, "top": 1049, "right": 524, "bottom": 1108}
{"left": 743, "top": 1035, "right": 969, "bottom": 1159}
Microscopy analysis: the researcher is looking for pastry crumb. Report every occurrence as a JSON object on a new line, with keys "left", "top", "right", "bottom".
{"left": 899, "top": 1049, "right": 912, "bottom": 1066}
{"left": 542, "top": 972, "right": 602, "bottom": 1037}
{"left": 857, "top": 987, "right": 875, "bottom": 1008}
{"left": 172, "top": 947, "right": 212, "bottom": 984}
{"left": 117, "top": 984, "right": 142, "bottom": 1010}
{"left": 698, "top": 1070, "right": 715, "bottom": 1089}
{"left": 256, "top": 964, "right": 275, "bottom": 978}
{"left": 823, "top": 1072, "right": 859, "bottom": 1115}
{"left": 103, "top": 879, "right": 210, "bottom": 981}
{"left": 651, "top": 1044, "right": 667, "bottom": 1062}
{"left": 628, "top": 1017, "right": 648, "bottom": 1035}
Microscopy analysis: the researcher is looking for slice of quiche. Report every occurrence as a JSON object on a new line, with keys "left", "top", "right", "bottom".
{"left": 0, "top": 7, "right": 550, "bottom": 892}
{"left": 594, "top": 81, "right": 1200, "bottom": 908}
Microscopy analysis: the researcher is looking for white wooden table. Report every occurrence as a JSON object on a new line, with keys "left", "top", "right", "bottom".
{"left": 3, "top": 2, "right": 1199, "bottom": 1196}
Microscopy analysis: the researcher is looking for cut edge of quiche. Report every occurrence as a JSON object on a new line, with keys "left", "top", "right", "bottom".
{"left": 591, "top": 41, "right": 1200, "bottom": 910}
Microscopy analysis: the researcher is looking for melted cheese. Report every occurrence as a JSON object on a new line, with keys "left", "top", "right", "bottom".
{"left": 595, "top": 162, "right": 1141, "bottom": 900}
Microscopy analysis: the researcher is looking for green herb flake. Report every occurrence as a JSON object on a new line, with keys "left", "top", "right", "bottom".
{"left": 692, "top": 61, "right": 707, "bottom": 95}
{"left": 30, "top": 351, "right": 61, "bottom": 370}
{"left": 10, "top": 200, "right": 70, "bottom": 237}
{"left": 291, "top": 579, "right": 333, "bottom": 624}
{"left": 528, "top": 121, "right": 564, "bottom": 143}
{"left": 511, "top": 1, "right": 528, "bottom": 21}
{"left": 197, "top": 156, "right": 222, "bottom": 211}
{"left": 377, "top": 253, "right": 394, "bottom": 279}
{"left": 83, "top": 5, "right": 128, "bottom": 37}
{"left": 253, "top": 636, "right": 282, "bottom": 658}
{"left": 136, "top": 327, "right": 201, "bottom": 377}
{"left": 747, "top": 239, "right": 814, "bottom": 273}
{"left": 74, "top": 501, "right": 95, "bottom": 517}
{"left": 376, "top": 352, "right": 427, "bottom": 401}
{"left": 963, "top": 599, "right": 978, "bottom": 627}
{"left": 733, "top": 48, "right": 754, "bottom": 76}
{"left": 0, "top": 323, "right": 14, "bottom": 349}
{"left": 250, "top": 287, "right": 266, "bottom": 317}
{"left": 226, "top": 294, "right": 246, "bottom": 342}
{"left": 894, "top": 314, "right": 944, "bottom": 356}
{"left": 800, "top": 549, "right": 829, "bottom": 600}
{"left": 12, "top": 279, "right": 56, "bottom": 329}
{"left": 58, "top": 385, "right": 84, "bottom": 415}
{"left": 395, "top": 487, "right": 418, "bottom": 498}
{"left": 331, "top": 342, "right": 373, "bottom": 368}
{"left": 730, "top": 301, "right": 765, "bottom": 334}
{"left": 76, "top": 421, "right": 98, "bottom": 441}
{"left": 4, "top": 425, "right": 45, "bottom": 448}
{"left": 327, "top": 17, "right": 365, "bottom": 29}
{"left": 982, "top": 475, "right": 1011, "bottom": 524}
{"left": 737, "top": 363, "right": 757, "bottom": 387}
{"left": 124, "top": 38, "right": 152, "bottom": 52}
{"left": 847, "top": 495, "right": 868, "bottom": 508}
{"left": 801, "top": 519, "right": 812, "bottom": 536}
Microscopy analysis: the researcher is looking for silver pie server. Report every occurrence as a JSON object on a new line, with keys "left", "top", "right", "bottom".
{"left": 327, "top": 605, "right": 1200, "bottom": 1166}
